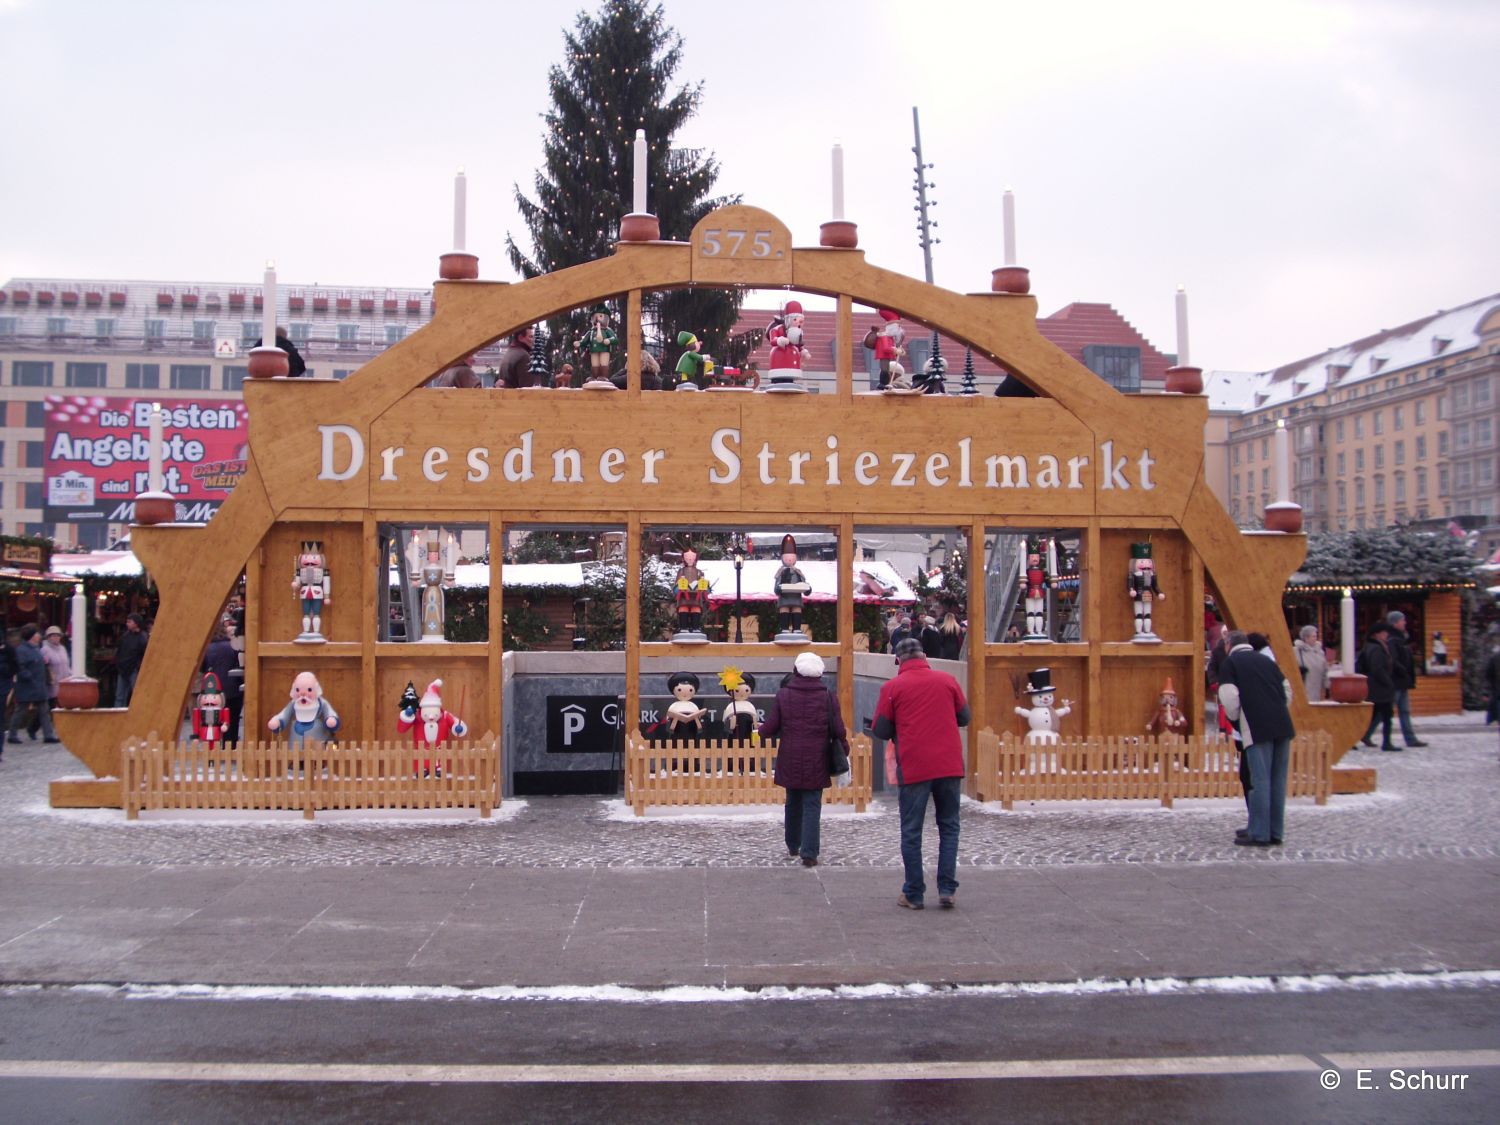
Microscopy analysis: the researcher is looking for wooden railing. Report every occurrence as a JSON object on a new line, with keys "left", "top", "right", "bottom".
{"left": 121, "top": 734, "right": 500, "bottom": 820}
{"left": 970, "top": 729, "right": 1332, "bottom": 809}
{"left": 624, "top": 733, "right": 872, "bottom": 816}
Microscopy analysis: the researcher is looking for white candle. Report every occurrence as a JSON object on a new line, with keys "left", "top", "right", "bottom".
{"left": 1175, "top": 285, "right": 1190, "bottom": 367}
{"left": 832, "top": 142, "right": 845, "bottom": 221}
{"left": 1275, "top": 418, "right": 1290, "bottom": 503}
{"left": 453, "top": 167, "right": 467, "bottom": 252}
{"left": 70, "top": 587, "right": 87, "bottom": 678}
{"left": 1002, "top": 189, "right": 1017, "bottom": 266}
{"left": 445, "top": 532, "right": 456, "bottom": 579}
{"left": 262, "top": 261, "right": 277, "bottom": 354}
{"left": 633, "top": 130, "right": 647, "bottom": 214}
{"left": 147, "top": 401, "right": 164, "bottom": 493}
{"left": 1340, "top": 588, "right": 1356, "bottom": 673}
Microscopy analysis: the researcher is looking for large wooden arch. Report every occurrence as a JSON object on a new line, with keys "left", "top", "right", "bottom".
{"left": 54, "top": 205, "right": 1369, "bottom": 804}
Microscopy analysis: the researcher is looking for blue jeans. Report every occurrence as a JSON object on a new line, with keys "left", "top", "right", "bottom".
{"left": 784, "top": 788, "right": 822, "bottom": 859}
{"left": 114, "top": 669, "right": 138, "bottom": 708}
{"left": 1393, "top": 688, "right": 1418, "bottom": 744}
{"left": 898, "top": 776, "right": 962, "bottom": 904}
{"left": 1244, "top": 738, "right": 1290, "bottom": 843}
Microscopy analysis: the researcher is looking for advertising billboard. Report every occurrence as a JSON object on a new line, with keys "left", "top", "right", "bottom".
{"left": 43, "top": 395, "right": 249, "bottom": 525}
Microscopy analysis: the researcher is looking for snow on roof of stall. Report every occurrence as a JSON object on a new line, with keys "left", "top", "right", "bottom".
{"left": 1207, "top": 294, "right": 1500, "bottom": 415}
{"left": 51, "top": 552, "right": 143, "bottom": 577}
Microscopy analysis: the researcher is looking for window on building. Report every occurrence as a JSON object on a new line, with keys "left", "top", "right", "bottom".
{"left": 1479, "top": 458, "right": 1495, "bottom": 487}
{"left": 1374, "top": 477, "right": 1385, "bottom": 506}
{"left": 13, "top": 361, "right": 53, "bottom": 386}
{"left": 1406, "top": 371, "right": 1418, "bottom": 384}
{"left": 65, "top": 362, "right": 107, "bottom": 388}
{"left": 46, "top": 316, "right": 70, "bottom": 337}
{"left": 1245, "top": 471, "right": 1253, "bottom": 493}
{"left": 1373, "top": 410, "right": 1384, "bottom": 435}
{"left": 0, "top": 316, "right": 17, "bottom": 336}
{"left": 1478, "top": 377, "right": 1493, "bottom": 406}
{"left": 1455, "top": 421, "right": 1471, "bottom": 451}
{"left": 1233, "top": 446, "right": 1240, "bottom": 466}
{"left": 144, "top": 318, "right": 165, "bottom": 344}
{"left": 1336, "top": 452, "right": 1346, "bottom": 476}
{"left": 1393, "top": 405, "right": 1404, "bottom": 431}
{"left": 94, "top": 317, "right": 116, "bottom": 341}
{"left": 1335, "top": 419, "right": 1345, "bottom": 443}
{"left": 289, "top": 322, "right": 311, "bottom": 344}
{"left": 223, "top": 366, "right": 248, "bottom": 391}
{"left": 1354, "top": 416, "right": 1364, "bottom": 439}
{"left": 1356, "top": 479, "right": 1365, "bottom": 507}
{"left": 242, "top": 321, "right": 261, "bottom": 345}
{"left": 1455, "top": 385, "right": 1470, "bottom": 411}
{"left": 1246, "top": 442, "right": 1255, "bottom": 462}
{"left": 1415, "top": 400, "right": 1426, "bottom": 424}
{"left": 1416, "top": 435, "right": 1427, "bottom": 459}
{"left": 1260, "top": 437, "right": 1269, "bottom": 459}
{"left": 169, "top": 364, "right": 211, "bottom": 391}
{"left": 23, "top": 440, "right": 45, "bottom": 468}
{"left": 1261, "top": 468, "right": 1270, "bottom": 491}
{"left": 336, "top": 324, "right": 361, "bottom": 350}
{"left": 1080, "top": 345, "right": 1141, "bottom": 392}
{"left": 1456, "top": 461, "right": 1473, "bottom": 490}
{"left": 384, "top": 324, "right": 406, "bottom": 345}
{"left": 25, "top": 401, "right": 47, "bottom": 427}
{"left": 1439, "top": 465, "right": 1449, "bottom": 495}
{"left": 192, "top": 320, "right": 216, "bottom": 347}
{"left": 1385, "top": 378, "right": 1398, "bottom": 391}
{"left": 1355, "top": 449, "right": 1365, "bottom": 472}
{"left": 23, "top": 482, "right": 44, "bottom": 509}
{"left": 73, "top": 522, "right": 109, "bottom": 550}
{"left": 1394, "top": 440, "right": 1404, "bottom": 466}
{"left": 0, "top": 442, "right": 5, "bottom": 466}
{"left": 1395, "top": 473, "right": 1406, "bottom": 504}
{"left": 1336, "top": 481, "right": 1346, "bottom": 510}
{"left": 1439, "top": 431, "right": 1449, "bottom": 456}
{"left": 125, "top": 363, "right": 160, "bottom": 389}
{"left": 1437, "top": 396, "right": 1447, "bottom": 421}
{"left": 1374, "top": 446, "right": 1384, "bottom": 469}
{"left": 1416, "top": 468, "right": 1427, "bottom": 499}
{"left": 1232, "top": 474, "right": 1240, "bottom": 495}
{"left": 1477, "top": 418, "right": 1493, "bottom": 447}
{"left": 333, "top": 368, "right": 355, "bottom": 380}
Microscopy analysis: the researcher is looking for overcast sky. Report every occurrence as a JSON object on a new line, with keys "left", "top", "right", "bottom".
{"left": 2, "top": 0, "right": 1495, "bottom": 373}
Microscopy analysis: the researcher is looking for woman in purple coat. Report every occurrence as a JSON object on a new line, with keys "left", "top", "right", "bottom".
{"left": 759, "top": 652, "right": 849, "bottom": 867}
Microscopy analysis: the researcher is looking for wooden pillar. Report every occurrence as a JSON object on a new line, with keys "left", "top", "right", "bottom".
{"left": 625, "top": 511, "right": 642, "bottom": 749}
{"left": 837, "top": 515, "right": 854, "bottom": 726}
{"left": 626, "top": 288, "right": 642, "bottom": 398}
{"left": 360, "top": 512, "right": 378, "bottom": 742}
{"left": 836, "top": 294, "right": 853, "bottom": 401}
{"left": 1189, "top": 541, "right": 1205, "bottom": 728}
{"left": 1084, "top": 520, "right": 1102, "bottom": 736}
{"left": 967, "top": 519, "right": 986, "bottom": 775}
{"left": 489, "top": 513, "right": 505, "bottom": 750}
{"left": 244, "top": 540, "right": 262, "bottom": 738}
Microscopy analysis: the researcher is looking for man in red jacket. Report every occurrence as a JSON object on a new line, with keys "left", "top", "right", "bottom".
{"left": 873, "top": 637, "right": 970, "bottom": 910}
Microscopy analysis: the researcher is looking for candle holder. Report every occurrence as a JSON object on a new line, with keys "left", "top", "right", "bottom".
{"left": 439, "top": 252, "right": 479, "bottom": 281}
{"left": 133, "top": 490, "right": 175, "bottom": 525}
{"left": 618, "top": 213, "right": 661, "bottom": 242}
{"left": 991, "top": 266, "right": 1031, "bottom": 295}
{"left": 1262, "top": 501, "right": 1304, "bottom": 534}
{"left": 819, "top": 220, "right": 858, "bottom": 249}
{"left": 1326, "top": 672, "right": 1368, "bottom": 704}
{"left": 246, "top": 344, "right": 289, "bottom": 379}
{"left": 1164, "top": 365, "right": 1203, "bottom": 395}
{"left": 56, "top": 675, "right": 100, "bottom": 710}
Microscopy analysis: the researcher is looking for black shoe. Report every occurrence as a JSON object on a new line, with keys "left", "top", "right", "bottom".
{"left": 1381, "top": 744, "right": 1402, "bottom": 752}
{"left": 6, "top": 736, "right": 20, "bottom": 745}
{"left": 1235, "top": 828, "right": 1250, "bottom": 840}
{"left": 1234, "top": 836, "right": 1272, "bottom": 847}
{"left": 787, "top": 848, "right": 800, "bottom": 859}
{"left": 1360, "top": 739, "right": 1377, "bottom": 748}
{"left": 1406, "top": 740, "right": 1429, "bottom": 748}
{"left": 802, "top": 856, "right": 819, "bottom": 868}
{"left": 1270, "top": 838, "right": 1283, "bottom": 845}
{"left": 43, "top": 737, "right": 60, "bottom": 744}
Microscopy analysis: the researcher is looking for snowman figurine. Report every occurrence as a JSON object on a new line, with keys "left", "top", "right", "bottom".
{"left": 1014, "top": 667, "right": 1072, "bottom": 745}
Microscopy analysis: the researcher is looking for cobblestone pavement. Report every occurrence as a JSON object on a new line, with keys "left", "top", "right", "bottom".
{"left": 2, "top": 726, "right": 1497, "bottom": 869}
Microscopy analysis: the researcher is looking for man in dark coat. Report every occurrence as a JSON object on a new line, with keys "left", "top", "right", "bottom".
{"left": 6, "top": 625, "right": 49, "bottom": 746}
{"left": 114, "top": 613, "right": 148, "bottom": 707}
{"left": 1357, "top": 621, "right": 1397, "bottom": 751}
{"left": 874, "top": 637, "right": 970, "bottom": 908}
{"left": 0, "top": 630, "right": 16, "bottom": 730}
{"left": 495, "top": 328, "right": 535, "bottom": 388}
{"left": 1384, "top": 610, "right": 1427, "bottom": 747}
{"left": 1216, "top": 629, "right": 1295, "bottom": 846}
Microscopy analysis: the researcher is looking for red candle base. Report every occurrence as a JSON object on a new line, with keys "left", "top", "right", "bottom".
{"left": 439, "top": 253, "right": 479, "bottom": 280}
{"left": 1327, "top": 673, "right": 1368, "bottom": 704}
{"left": 619, "top": 213, "right": 661, "bottom": 242}
{"left": 991, "top": 266, "right": 1031, "bottom": 294}
{"left": 134, "top": 493, "right": 175, "bottom": 525}
{"left": 819, "top": 221, "right": 858, "bottom": 249}
{"left": 1164, "top": 365, "right": 1203, "bottom": 394}
{"left": 56, "top": 676, "right": 99, "bottom": 710}
{"left": 247, "top": 346, "right": 289, "bottom": 379}
{"left": 1263, "top": 502, "right": 1304, "bottom": 534}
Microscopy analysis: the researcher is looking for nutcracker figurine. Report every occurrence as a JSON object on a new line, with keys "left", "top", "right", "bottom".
{"left": 1128, "top": 541, "right": 1164, "bottom": 642}
{"left": 673, "top": 546, "right": 711, "bottom": 642}
{"left": 293, "top": 541, "right": 331, "bottom": 642}
{"left": 718, "top": 667, "right": 758, "bottom": 743}
{"left": 773, "top": 534, "right": 812, "bottom": 643}
{"left": 398, "top": 678, "right": 469, "bottom": 778}
{"left": 1013, "top": 667, "right": 1072, "bottom": 745}
{"left": 585, "top": 305, "right": 617, "bottom": 386}
{"left": 765, "top": 300, "right": 811, "bottom": 393}
{"left": 267, "top": 671, "right": 340, "bottom": 750}
{"left": 192, "top": 672, "right": 231, "bottom": 746}
{"left": 1145, "top": 677, "right": 1191, "bottom": 739}
{"left": 1021, "top": 535, "right": 1054, "bottom": 641}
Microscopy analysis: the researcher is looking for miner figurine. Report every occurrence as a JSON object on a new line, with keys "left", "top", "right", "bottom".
{"left": 773, "top": 533, "right": 812, "bottom": 643}
{"left": 673, "top": 547, "right": 711, "bottom": 642}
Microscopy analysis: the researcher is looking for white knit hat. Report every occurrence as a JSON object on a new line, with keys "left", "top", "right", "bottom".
{"left": 794, "top": 652, "right": 825, "bottom": 678}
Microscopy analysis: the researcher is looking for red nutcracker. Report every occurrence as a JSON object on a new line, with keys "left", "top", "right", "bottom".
{"left": 192, "top": 672, "right": 231, "bottom": 746}
{"left": 1021, "top": 535, "right": 1053, "bottom": 640}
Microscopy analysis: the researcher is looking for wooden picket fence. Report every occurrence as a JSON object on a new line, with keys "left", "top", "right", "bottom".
{"left": 624, "top": 733, "right": 872, "bottom": 816}
{"left": 971, "top": 729, "right": 1332, "bottom": 809}
{"left": 121, "top": 735, "right": 501, "bottom": 820}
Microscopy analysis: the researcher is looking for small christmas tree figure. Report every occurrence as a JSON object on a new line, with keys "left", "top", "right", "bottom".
{"left": 922, "top": 331, "right": 947, "bottom": 395}
{"left": 529, "top": 325, "right": 551, "bottom": 386}
{"left": 959, "top": 347, "right": 978, "bottom": 395}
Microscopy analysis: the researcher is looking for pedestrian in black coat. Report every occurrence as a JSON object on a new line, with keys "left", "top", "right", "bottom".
{"left": 759, "top": 652, "right": 849, "bottom": 867}
{"left": 1357, "top": 622, "right": 1397, "bottom": 750}
{"left": 6, "top": 625, "right": 48, "bottom": 745}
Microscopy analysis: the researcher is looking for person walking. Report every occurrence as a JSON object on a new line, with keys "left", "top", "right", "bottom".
{"left": 0, "top": 629, "right": 17, "bottom": 733}
{"left": 918, "top": 615, "right": 943, "bottom": 659}
{"left": 758, "top": 652, "right": 848, "bottom": 867}
{"left": 1294, "top": 624, "right": 1329, "bottom": 702}
{"left": 7, "top": 625, "right": 49, "bottom": 747}
{"left": 937, "top": 612, "right": 965, "bottom": 660}
{"left": 1357, "top": 621, "right": 1398, "bottom": 751}
{"left": 1216, "top": 629, "right": 1296, "bottom": 847}
{"left": 1384, "top": 611, "right": 1427, "bottom": 747}
{"left": 29, "top": 625, "right": 68, "bottom": 742}
{"left": 873, "top": 636, "right": 971, "bottom": 909}
{"left": 113, "top": 613, "right": 149, "bottom": 707}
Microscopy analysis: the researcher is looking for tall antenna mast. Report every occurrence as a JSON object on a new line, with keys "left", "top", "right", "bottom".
{"left": 911, "top": 107, "right": 939, "bottom": 284}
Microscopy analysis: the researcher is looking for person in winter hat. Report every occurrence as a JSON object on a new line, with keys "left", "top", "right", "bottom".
{"left": 759, "top": 651, "right": 849, "bottom": 866}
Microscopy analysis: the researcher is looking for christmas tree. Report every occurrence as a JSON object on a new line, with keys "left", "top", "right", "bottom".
{"left": 507, "top": 0, "right": 755, "bottom": 368}
{"left": 528, "top": 325, "right": 552, "bottom": 385}
{"left": 922, "top": 330, "right": 947, "bottom": 395}
{"left": 959, "top": 347, "right": 978, "bottom": 395}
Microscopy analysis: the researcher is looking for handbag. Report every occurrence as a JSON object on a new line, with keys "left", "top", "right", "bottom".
{"left": 825, "top": 690, "right": 851, "bottom": 777}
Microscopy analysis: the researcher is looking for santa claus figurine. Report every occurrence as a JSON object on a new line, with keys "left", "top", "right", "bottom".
{"left": 873, "top": 309, "right": 908, "bottom": 390}
{"left": 398, "top": 678, "right": 468, "bottom": 778}
{"left": 766, "top": 300, "right": 811, "bottom": 392}
{"left": 192, "top": 672, "right": 232, "bottom": 746}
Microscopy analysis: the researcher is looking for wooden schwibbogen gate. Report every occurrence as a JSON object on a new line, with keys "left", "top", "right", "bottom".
{"left": 51, "top": 205, "right": 1370, "bottom": 808}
